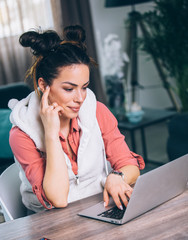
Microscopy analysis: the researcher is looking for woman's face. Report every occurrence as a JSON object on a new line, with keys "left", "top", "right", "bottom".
{"left": 48, "top": 64, "right": 90, "bottom": 119}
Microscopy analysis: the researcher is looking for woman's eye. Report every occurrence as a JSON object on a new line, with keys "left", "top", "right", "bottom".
{"left": 64, "top": 88, "right": 73, "bottom": 92}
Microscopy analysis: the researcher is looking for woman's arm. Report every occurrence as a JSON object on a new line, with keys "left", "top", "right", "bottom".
{"left": 40, "top": 87, "right": 69, "bottom": 208}
{"left": 96, "top": 102, "right": 144, "bottom": 210}
{"left": 9, "top": 127, "right": 52, "bottom": 209}
{"left": 43, "top": 132, "right": 69, "bottom": 208}
{"left": 119, "top": 165, "right": 140, "bottom": 185}
{"left": 96, "top": 102, "right": 145, "bottom": 170}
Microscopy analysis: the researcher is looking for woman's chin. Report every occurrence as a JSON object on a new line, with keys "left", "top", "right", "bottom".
{"left": 61, "top": 112, "right": 79, "bottom": 120}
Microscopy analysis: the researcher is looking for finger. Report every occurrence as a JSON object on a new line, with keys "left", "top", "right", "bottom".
{"left": 119, "top": 192, "right": 129, "bottom": 207}
{"left": 48, "top": 105, "right": 54, "bottom": 111}
{"left": 103, "top": 188, "right": 109, "bottom": 207}
{"left": 125, "top": 185, "right": 133, "bottom": 198}
{"left": 125, "top": 189, "right": 132, "bottom": 200}
{"left": 52, "top": 102, "right": 58, "bottom": 108}
{"left": 112, "top": 195, "right": 123, "bottom": 210}
{"left": 47, "top": 103, "right": 58, "bottom": 111}
{"left": 41, "top": 86, "right": 50, "bottom": 110}
{"left": 54, "top": 106, "right": 64, "bottom": 114}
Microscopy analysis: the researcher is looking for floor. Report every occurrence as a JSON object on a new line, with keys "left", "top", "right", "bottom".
{"left": 0, "top": 121, "right": 170, "bottom": 224}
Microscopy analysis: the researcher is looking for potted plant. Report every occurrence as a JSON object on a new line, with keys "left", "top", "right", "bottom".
{"left": 99, "top": 33, "right": 129, "bottom": 117}
{"left": 138, "top": 0, "right": 188, "bottom": 160}
{"left": 98, "top": 33, "right": 145, "bottom": 123}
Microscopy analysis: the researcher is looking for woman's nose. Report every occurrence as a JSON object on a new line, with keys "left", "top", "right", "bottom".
{"left": 74, "top": 90, "right": 84, "bottom": 103}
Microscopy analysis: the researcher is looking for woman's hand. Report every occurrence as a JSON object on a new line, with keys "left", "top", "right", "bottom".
{"left": 103, "top": 174, "right": 133, "bottom": 210}
{"left": 40, "top": 86, "right": 64, "bottom": 135}
{"left": 40, "top": 86, "right": 70, "bottom": 207}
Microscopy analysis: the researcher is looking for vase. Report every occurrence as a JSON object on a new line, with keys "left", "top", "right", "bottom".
{"left": 105, "top": 75, "right": 126, "bottom": 117}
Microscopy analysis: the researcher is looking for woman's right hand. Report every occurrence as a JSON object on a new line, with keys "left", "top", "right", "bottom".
{"left": 41, "top": 86, "right": 69, "bottom": 208}
{"left": 40, "top": 86, "right": 64, "bottom": 135}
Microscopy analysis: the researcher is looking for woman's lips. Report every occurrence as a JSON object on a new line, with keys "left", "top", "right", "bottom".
{"left": 69, "top": 107, "right": 80, "bottom": 112}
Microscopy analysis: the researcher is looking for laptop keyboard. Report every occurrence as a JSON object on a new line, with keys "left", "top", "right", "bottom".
{"left": 98, "top": 204, "right": 126, "bottom": 220}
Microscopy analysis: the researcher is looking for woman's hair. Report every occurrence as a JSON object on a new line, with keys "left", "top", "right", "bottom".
{"left": 19, "top": 25, "right": 96, "bottom": 95}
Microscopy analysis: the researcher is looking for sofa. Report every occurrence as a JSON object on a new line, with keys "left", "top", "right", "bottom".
{"left": 0, "top": 82, "right": 31, "bottom": 174}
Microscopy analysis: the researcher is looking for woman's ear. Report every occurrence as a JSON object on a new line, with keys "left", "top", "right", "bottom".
{"left": 38, "top": 78, "right": 47, "bottom": 93}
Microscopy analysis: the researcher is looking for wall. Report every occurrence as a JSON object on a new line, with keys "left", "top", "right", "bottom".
{"left": 89, "top": 0, "right": 173, "bottom": 109}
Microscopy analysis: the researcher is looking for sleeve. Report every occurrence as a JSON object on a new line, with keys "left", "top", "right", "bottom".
{"left": 9, "top": 127, "right": 53, "bottom": 209}
{"left": 96, "top": 102, "right": 145, "bottom": 170}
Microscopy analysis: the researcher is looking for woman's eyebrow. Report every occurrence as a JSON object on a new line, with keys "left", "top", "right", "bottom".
{"left": 61, "top": 81, "right": 90, "bottom": 87}
{"left": 83, "top": 81, "right": 90, "bottom": 86}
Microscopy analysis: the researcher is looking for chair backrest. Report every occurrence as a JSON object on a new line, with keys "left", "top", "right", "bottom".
{"left": 0, "top": 163, "right": 27, "bottom": 221}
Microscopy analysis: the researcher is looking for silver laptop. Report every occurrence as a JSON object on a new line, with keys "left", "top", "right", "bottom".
{"left": 78, "top": 154, "right": 188, "bottom": 225}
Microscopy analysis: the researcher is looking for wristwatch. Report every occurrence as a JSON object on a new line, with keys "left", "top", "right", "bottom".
{"left": 108, "top": 170, "right": 124, "bottom": 180}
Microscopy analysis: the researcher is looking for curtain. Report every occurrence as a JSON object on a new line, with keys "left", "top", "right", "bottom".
{"left": 60, "top": 0, "right": 107, "bottom": 104}
{"left": 0, "top": 0, "right": 106, "bottom": 103}
{"left": 50, "top": 0, "right": 63, "bottom": 37}
{"left": 0, "top": 0, "right": 54, "bottom": 88}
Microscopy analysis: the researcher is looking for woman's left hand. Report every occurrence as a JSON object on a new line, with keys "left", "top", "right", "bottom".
{"left": 103, "top": 174, "right": 133, "bottom": 210}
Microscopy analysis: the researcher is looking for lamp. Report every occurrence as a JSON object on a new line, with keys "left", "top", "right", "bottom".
{"left": 105, "top": 0, "right": 152, "bottom": 104}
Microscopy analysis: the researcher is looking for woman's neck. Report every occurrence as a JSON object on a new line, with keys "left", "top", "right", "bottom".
{"left": 60, "top": 117, "right": 71, "bottom": 139}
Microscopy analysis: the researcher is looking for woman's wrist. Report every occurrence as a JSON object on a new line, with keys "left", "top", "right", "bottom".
{"left": 108, "top": 170, "right": 128, "bottom": 183}
{"left": 101, "top": 170, "right": 128, "bottom": 188}
{"left": 45, "top": 131, "right": 60, "bottom": 141}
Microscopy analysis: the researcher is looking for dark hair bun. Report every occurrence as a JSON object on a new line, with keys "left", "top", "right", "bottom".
{"left": 19, "top": 30, "right": 61, "bottom": 56}
{"left": 63, "top": 25, "right": 86, "bottom": 46}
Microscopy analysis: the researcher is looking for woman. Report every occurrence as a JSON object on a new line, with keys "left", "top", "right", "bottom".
{"left": 9, "top": 25, "right": 145, "bottom": 213}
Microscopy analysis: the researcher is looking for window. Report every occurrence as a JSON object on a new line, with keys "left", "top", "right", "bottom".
{"left": 0, "top": 0, "right": 54, "bottom": 38}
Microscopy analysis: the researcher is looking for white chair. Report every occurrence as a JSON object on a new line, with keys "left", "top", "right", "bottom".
{"left": 0, "top": 163, "right": 27, "bottom": 221}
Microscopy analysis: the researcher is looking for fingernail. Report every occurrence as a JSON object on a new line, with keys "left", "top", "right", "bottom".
{"left": 46, "top": 85, "right": 49, "bottom": 89}
{"left": 104, "top": 202, "right": 107, "bottom": 207}
{"left": 119, "top": 205, "right": 123, "bottom": 210}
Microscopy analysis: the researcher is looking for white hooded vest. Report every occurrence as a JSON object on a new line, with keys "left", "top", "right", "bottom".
{"left": 9, "top": 88, "right": 109, "bottom": 212}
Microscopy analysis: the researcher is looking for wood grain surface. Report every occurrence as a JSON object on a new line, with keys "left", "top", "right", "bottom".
{"left": 0, "top": 188, "right": 188, "bottom": 240}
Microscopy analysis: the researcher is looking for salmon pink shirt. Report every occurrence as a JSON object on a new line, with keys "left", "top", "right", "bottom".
{"left": 9, "top": 102, "right": 145, "bottom": 205}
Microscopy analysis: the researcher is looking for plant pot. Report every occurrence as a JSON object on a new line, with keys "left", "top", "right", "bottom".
{"left": 167, "top": 113, "right": 188, "bottom": 161}
{"left": 126, "top": 110, "right": 145, "bottom": 124}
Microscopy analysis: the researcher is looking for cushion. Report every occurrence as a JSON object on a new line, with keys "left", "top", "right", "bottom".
{"left": 0, "top": 82, "right": 31, "bottom": 109}
{"left": 0, "top": 109, "right": 13, "bottom": 159}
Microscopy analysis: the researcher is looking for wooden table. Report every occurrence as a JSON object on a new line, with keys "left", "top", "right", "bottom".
{"left": 0, "top": 188, "right": 188, "bottom": 240}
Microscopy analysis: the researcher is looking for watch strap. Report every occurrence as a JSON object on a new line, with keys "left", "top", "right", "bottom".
{"left": 108, "top": 170, "right": 124, "bottom": 180}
